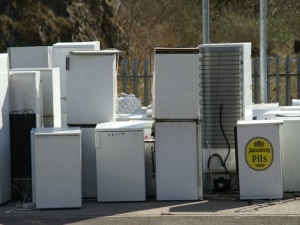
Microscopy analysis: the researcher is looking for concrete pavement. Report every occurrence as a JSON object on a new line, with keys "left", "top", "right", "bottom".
{"left": 0, "top": 193, "right": 300, "bottom": 224}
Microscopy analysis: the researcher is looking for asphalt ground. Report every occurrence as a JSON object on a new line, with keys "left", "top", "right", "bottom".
{"left": 0, "top": 193, "right": 300, "bottom": 225}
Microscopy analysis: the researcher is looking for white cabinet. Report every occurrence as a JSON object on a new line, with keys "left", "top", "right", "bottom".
{"left": 31, "top": 128, "right": 81, "bottom": 209}
{"left": 236, "top": 120, "right": 283, "bottom": 200}
{"left": 95, "top": 121, "right": 146, "bottom": 202}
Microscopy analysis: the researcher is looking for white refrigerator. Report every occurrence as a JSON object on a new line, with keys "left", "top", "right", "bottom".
{"left": 95, "top": 121, "right": 146, "bottom": 202}
{"left": 155, "top": 121, "right": 202, "bottom": 200}
{"left": 31, "top": 127, "right": 81, "bottom": 209}
{"left": 66, "top": 50, "right": 120, "bottom": 125}
{"left": 152, "top": 48, "right": 200, "bottom": 120}
{"left": 236, "top": 120, "right": 283, "bottom": 200}
{"left": 275, "top": 117, "right": 300, "bottom": 192}
{"left": 8, "top": 46, "right": 53, "bottom": 69}
{"left": 0, "top": 54, "right": 12, "bottom": 203}
{"left": 10, "top": 68, "right": 61, "bottom": 127}
{"left": 52, "top": 41, "right": 100, "bottom": 126}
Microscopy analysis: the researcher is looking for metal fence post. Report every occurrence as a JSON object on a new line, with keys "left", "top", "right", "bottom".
{"left": 275, "top": 55, "right": 280, "bottom": 102}
{"left": 133, "top": 58, "right": 138, "bottom": 97}
{"left": 121, "top": 58, "right": 127, "bottom": 94}
{"left": 143, "top": 58, "right": 149, "bottom": 106}
{"left": 286, "top": 55, "right": 291, "bottom": 105}
{"left": 253, "top": 56, "right": 259, "bottom": 103}
{"left": 267, "top": 56, "right": 272, "bottom": 102}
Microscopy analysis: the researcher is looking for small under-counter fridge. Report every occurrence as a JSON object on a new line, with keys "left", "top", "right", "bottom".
{"left": 155, "top": 121, "right": 202, "bottom": 201}
{"left": 275, "top": 116, "right": 300, "bottom": 192}
{"left": 95, "top": 121, "right": 146, "bottom": 202}
{"left": 31, "top": 127, "right": 81, "bottom": 209}
{"left": 152, "top": 48, "right": 200, "bottom": 120}
{"left": 66, "top": 50, "right": 121, "bottom": 125}
{"left": 236, "top": 120, "right": 283, "bottom": 200}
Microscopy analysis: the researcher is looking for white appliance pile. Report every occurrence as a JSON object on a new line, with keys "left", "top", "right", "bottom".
{"left": 2, "top": 40, "right": 300, "bottom": 210}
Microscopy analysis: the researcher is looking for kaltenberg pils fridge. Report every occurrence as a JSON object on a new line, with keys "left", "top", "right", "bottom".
{"left": 152, "top": 47, "right": 203, "bottom": 201}
{"left": 52, "top": 41, "right": 100, "bottom": 126}
{"left": 66, "top": 49, "right": 121, "bottom": 198}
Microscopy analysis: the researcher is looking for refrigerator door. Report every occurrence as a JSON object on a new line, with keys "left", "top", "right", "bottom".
{"left": 31, "top": 127, "right": 81, "bottom": 209}
{"left": 153, "top": 48, "right": 200, "bottom": 120}
{"left": 155, "top": 121, "right": 200, "bottom": 200}
{"left": 95, "top": 121, "right": 146, "bottom": 202}
{"left": 0, "top": 54, "right": 11, "bottom": 203}
{"left": 9, "top": 71, "right": 43, "bottom": 127}
{"left": 52, "top": 41, "right": 100, "bottom": 119}
{"left": 8, "top": 46, "right": 53, "bottom": 69}
{"left": 236, "top": 120, "right": 283, "bottom": 200}
{"left": 10, "top": 68, "right": 61, "bottom": 127}
{"left": 66, "top": 50, "right": 120, "bottom": 125}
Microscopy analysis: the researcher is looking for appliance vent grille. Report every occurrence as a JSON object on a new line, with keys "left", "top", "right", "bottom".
{"left": 199, "top": 46, "right": 243, "bottom": 149}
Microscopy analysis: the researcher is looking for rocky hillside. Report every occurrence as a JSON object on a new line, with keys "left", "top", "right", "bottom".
{"left": 0, "top": 0, "right": 129, "bottom": 53}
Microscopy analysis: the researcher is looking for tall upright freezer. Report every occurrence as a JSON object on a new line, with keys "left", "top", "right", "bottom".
{"left": 66, "top": 50, "right": 120, "bottom": 125}
{"left": 31, "top": 127, "right": 81, "bottom": 209}
{"left": 0, "top": 54, "right": 12, "bottom": 203}
{"left": 95, "top": 121, "right": 146, "bottom": 202}
{"left": 52, "top": 41, "right": 100, "bottom": 126}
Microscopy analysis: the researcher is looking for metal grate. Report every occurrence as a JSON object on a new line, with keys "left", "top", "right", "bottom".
{"left": 199, "top": 46, "right": 243, "bottom": 149}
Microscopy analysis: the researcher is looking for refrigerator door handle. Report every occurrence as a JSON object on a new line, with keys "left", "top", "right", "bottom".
{"left": 95, "top": 134, "right": 100, "bottom": 148}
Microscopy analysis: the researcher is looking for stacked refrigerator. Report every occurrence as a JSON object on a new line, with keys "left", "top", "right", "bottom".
{"left": 0, "top": 54, "right": 12, "bottom": 203}
{"left": 10, "top": 68, "right": 61, "bottom": 128}
{"left": 52, "top": 41, "right": 100, "bottom": 127}
{"left": 153, "top": 48, "right": 203, "bottom": 201}
{"left": 66, "top": 49, "right": 120, "bottom": 198}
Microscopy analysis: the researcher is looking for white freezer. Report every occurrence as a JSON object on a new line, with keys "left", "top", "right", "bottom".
{"left": 9, "top": 71, "right": 43, "bottom": 128}
{"left": 0, "top": 54, "right": 12, "bottom": 203}
{"left": 66, "top": 50, "right": 120, "bottom": 125}
{"left": 155, "top": 121, "right": 202, "bottom": 201}
{"left": 8, "top": 46, "right": 52, "bottom": 69}
{"left": 52, "top": 41, "right": 100, "bottom": 120}
{"left": 10, "top": 68, "right": 61, "bottom": 127}
{"left": 236, "top": 120, "right": 283, "bottom": 200}
{"left": 275, "top": 117, "right": 300, "bottom": 192}
{"left": 152, "top": 48, "right": 200, "bottom": 120}
{"left": 95, "top": 121, "right": 146, "bottom": 202}
{"left": 252, "top": 103, "right": 280, "bottom": 120}
{"left": 31, "top": 127, "right": 82, "bottom": 209}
